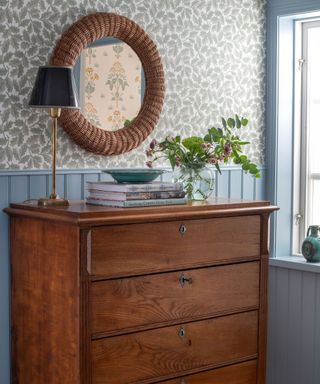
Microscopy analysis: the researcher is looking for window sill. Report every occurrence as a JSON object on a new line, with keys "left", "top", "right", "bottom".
{"left": 269, "top": 256, "right": 320, "bottom": 273}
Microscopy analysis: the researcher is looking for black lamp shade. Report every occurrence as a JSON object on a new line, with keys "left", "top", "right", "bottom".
{"left": 29, "top": 66, "right": 79, "bottom": 108}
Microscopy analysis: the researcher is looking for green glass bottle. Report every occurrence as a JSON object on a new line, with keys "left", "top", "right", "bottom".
{"left": 302, "top": 225, "right": 320, "bottom": 262}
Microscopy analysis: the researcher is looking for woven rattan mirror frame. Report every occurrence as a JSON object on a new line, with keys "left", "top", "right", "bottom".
{"left": 51, "top": 12, "right": 165, "bottom": 156}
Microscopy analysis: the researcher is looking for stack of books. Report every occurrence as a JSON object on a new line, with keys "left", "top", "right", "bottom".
{"left": 86, "top": 181, "right": 187, "bottom": 207}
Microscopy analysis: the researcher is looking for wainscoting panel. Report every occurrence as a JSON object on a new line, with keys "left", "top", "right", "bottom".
{"left": 268, "top": 265, "right": 320, "bottom": 384}
{"left": 0, "top": 166, "right": 265, "bottom": 384}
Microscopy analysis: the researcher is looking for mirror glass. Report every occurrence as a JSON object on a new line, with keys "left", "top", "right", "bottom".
{"left": 74, "top": 37, "right": 145, "bottom": 131}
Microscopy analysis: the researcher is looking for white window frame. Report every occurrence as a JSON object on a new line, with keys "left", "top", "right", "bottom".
{"left": 292, "top": 19, "right": 320, "bottom": 255}
{"left": 266, "top": 8, "right": 320, "bottom": 261}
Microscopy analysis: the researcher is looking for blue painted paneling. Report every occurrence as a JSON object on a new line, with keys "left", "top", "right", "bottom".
{"left": 243, "top": 171, "right": 255, "bottom": 200}
{"left": 314, "top": 276, "right": 320, "bottom": 381}
{"left": 268, "top": 0, "right": 320, "bottom": 15}
{"left": 300, "top": 272, "right": 317, "bottom": 383}
{"left": 268, "top": 266, "right": 320, "bottom": 384}
{"left": 229, "top": 169, "right": 242, "bottom": 199}
{"left": 30, "top": 175, "right": 47, "bottom": 199}
{"left": 10, "top": 175, "right": 29, "bottom": 203}
{"left": 100, "top": 172, "right": 113, "bottom": 182}
{"left": 66, "top": 174, "right": 83, "bottom": 200}
{"left": 53, "top": 174, "right": 66, "bottom": 199}
{"left": 83, "top": 173, "right": 100, "bottom": 198}
{"left": 287, "top": 270, "right": 303, "bottom": 384}
{"left": 273, "top": 268, "right": 289, "bottom": 384}
{"left": 0, "top": 166, "right": 265, "bottom": 384}
{"left": 255, "top": 168, "right": 266, "bottom": 201}
{"left": 216, "top": 169, "right": 229, "bottom": 197}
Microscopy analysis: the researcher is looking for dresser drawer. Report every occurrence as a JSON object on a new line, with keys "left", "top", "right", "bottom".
{"left": 91, "top": 311, "right": 258, "bottom": 384}
{"left": 160, "top": 360, "right": 257, "bottom": 383}
{"left": 90, "top": 215, "right": 260, "bottom": 278}
{"left": 91, "top": 261, "right": 259, "bottom": 336}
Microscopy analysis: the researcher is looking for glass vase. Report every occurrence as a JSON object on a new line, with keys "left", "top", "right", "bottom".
{"left": 173, "top": 165, "right": 214, "bottom": 201}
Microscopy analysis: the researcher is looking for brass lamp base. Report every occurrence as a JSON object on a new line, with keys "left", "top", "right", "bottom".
{"left": 38, "top": 197, "right": 69, "bottom": 207}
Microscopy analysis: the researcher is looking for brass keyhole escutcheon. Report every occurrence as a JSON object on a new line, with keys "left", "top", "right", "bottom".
{"left": 179, "top": 273, "right": 193, "bottom": 287}
{"left": 179, "top": 224, "right": 187, "bottom": 235}
{"left": 178, "top": 327, "right": 186, "bottom": 338}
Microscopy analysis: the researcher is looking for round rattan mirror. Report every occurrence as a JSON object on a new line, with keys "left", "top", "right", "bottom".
{"left": 51, "top": 12, "right": 165, "bottom": 156}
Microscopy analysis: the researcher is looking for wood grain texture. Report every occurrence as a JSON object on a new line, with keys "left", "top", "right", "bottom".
{"left": 160, "top": 360, "right": 257, "bottom": 383}
{"left": 6, "top": 198, "right": 276, "bottom": 226}
{"left": 5, "top": 200, "right": 278, "bottom": 384}
{"left": 91, "top": 311, "right": 258, "bottom": 384}
{"left": 80, "top": 230, "right": 91, "bottom": 384}
{"left": 90, "top": 215, "right": 261, "bottom": 278}
{"left": 91, "top": 262, "right": 260, "bottom": 336}
{"left": 257, "top": 213, "right": 271, "bottom": 384}
{"left": 10, "top": 217, "right": 80, "bottom": 384}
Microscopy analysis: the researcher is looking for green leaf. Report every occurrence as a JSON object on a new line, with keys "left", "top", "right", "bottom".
{"left": 241, "top": 117, "right": 249, "bottom": 126}
{"left": 221, "top": 117, "right": 227, "bottom": 128}
{"left": 208, "top": 127, "right": 217, "bottom": 134}
{"left": 242, "top": 164, "right": 250, "bottom": 171}
{"left": 235, "top": 114, "right": 241, "bottom": 128}
{"left": 168, "top": 153, "right": 176, "bottom": 169}
{"left": 215, "top": 162, "right": 222, "bottom": 174}
{"left": 249, "top": 164, "right": 258, "bottom": 173}
{"left": 175, "top": 135, "right": 181, "bottom": 143}
{"left": 227, "top": 118, "right": 235, "bottom": 129}
{"left": 208, "top": 127, "right": 222, "bottom": 141}
{"left": 232, "top": 148, "right": 239, "bottom": 158}
{"left": 249, "top": 165, "right": 260, "bottom": 177}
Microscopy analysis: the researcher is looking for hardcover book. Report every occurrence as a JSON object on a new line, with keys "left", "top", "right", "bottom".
{"left": 86, "top": 181, "right": 183, "bottom": 193}
{"left": 87, "top": 190, "right": 186, "bottom": 201}
{"left": 86, "top": 197, "right": 187, "bottom": 208}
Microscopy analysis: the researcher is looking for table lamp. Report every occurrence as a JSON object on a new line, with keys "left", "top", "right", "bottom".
{"left": 29, "top": 66, "right": 79, "bottom": 206}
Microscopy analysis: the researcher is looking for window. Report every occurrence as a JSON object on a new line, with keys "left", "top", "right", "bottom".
{"left": 267, "top": 5, "right": 320, "bottom": 261}
{"left": 293, "top": 19, "right": 320, "bottom": 254}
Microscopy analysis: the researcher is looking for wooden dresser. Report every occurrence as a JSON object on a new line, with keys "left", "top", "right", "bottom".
{"left": 5, "top": 199, "right": 277, "bottom": 384}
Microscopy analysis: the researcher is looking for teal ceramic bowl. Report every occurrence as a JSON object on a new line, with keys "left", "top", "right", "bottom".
{"left": 101, "top": 168, "right": 166, "bottom": 183}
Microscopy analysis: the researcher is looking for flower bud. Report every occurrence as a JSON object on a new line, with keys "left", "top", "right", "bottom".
{"left": 146, "top": 160, "right": 153, "bottom": 168}
{"left": 224, "top": 143, "right": 231, "bottom": 156}
{"left": 149, "top": 139, "right": 157, "bottom": 149}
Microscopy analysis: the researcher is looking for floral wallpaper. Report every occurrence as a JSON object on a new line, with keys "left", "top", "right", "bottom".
{"left": 81, "top": 41, "right": 142, "bottom": 131}
{"left": 0, "top": 0, "right": 266, "bottom": 169}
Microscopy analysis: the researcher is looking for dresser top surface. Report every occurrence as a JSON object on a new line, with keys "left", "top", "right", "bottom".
{"left": 5, "top": 198, "right": 278, "bottom": 226}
